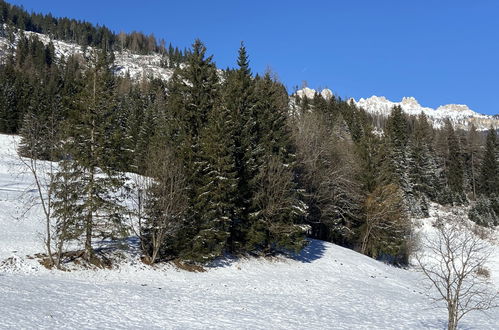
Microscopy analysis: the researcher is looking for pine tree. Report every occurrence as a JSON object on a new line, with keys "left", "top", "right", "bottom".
{"left": 478, "top": 127, "right": 498, "bottom": 197}
{"left": 245, "top": 73, "right": 306, "bottom": 253}
{"left": 54, "top": 50, "right": 127, "bottom": 260}
{"left": 444, "top": 120, "right": 465, "bottom": 201}
{"left": 409, "top": 113, "right": 439, "bottom": 204}
{"left": 384, "top": 105, "right": 422, "bottom": 215}
{"left": 466, "top": 124, "right": 481, "bottom": 199}
{"left": 190, "top": 104, "right": 238, "bottom": 260}
{"left": 162, "top": 40, "right": 223, "bottom": 259}
{"left": 221, "top": 43, "right": 258, "bottom": 250}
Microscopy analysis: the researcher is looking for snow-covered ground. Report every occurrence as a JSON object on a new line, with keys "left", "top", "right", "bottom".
{"left": 0, "top": 28, "right": 174, "bottom": 81}
{"left": 0, "top": 134, "right": 498, "bottom": 329}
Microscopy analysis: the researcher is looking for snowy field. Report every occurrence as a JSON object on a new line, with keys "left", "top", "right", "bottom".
{"left": 0, "top": 134, "right": 498, "bottom": 329}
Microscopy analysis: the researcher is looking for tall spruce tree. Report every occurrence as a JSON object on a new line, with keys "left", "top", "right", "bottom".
{"left": 478, "top": 127, "right": 498, "bottom": 197}
{"left": 384, "top": 105, "right": 422, "bottom": 215}
{"left": 161, "top": 40, "right": 224, "bottom": 260}
{"left": 221, "top": 43, "right": 257, "bottom": 250}
{"left": 190, "top": 104, "right": 238, "bottom": 260}
{"left": 409, "top": 113, "right": 439, "bottom": 204}
{"left": 466, "top": 124, "right": 481, "bottom": 199}
{"left": 245, "top": 73, "right": 306, "bottom": 253}
{"left": 443, "top": 120, "right": 465, "bottom": 201}
{"left": 53, "top": 50, "right": 127, "bottom": 260}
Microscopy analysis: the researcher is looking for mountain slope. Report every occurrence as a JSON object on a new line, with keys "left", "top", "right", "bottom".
{"left": 3, "top": 27, "right": 496, "bottom": 132}
{"left": 0, "top": 28, "right": 174, "bottom": 81}
{"left": 0, "top": 134, "right": 497, "bottom": 329}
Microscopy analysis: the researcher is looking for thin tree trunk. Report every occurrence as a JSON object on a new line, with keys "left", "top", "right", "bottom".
{"left": 448, "top": 304, "right": 456, "bottom": 330}
{"left": 85, "top": 69, "right": 97, "bottom": 261}
{"left": 471, "top": 152, "right": 476, "bottom": 200}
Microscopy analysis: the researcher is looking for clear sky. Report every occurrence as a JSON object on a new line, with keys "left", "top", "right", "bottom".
{"left": 7, "top": 0, "right": 499, "bottom": 115}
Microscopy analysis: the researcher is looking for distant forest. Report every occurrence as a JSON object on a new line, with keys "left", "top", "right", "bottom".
{"left": 0, "top": 0, "right": 497, "bottom": 268}
{"left": 0, "top": 0, "right": 186, "bottom": 57}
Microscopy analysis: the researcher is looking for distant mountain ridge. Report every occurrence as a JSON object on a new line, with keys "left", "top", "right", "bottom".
{"left": 2, "top": 26, "right": 497, "bottom": 131}
{"left": 296, "top": 87, "right": 499, "bottom": 131}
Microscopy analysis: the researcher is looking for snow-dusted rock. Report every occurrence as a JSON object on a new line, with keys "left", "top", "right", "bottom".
{"left": 295, "top": 88, "right": 499, "bottom": 131}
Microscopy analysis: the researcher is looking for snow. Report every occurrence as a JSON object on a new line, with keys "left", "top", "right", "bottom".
{"left": 295, "top": 87, "right": 316, "bottom": 100}
{"left": 0, "top": 29, "right": 174, "bottom": 82}
{"left": 0, "top": 134, "right": 498, "bottom": 328}
{"left": 295, "top": 88, "right": 499, "bottom": 131}
{"left": 354, "top": 95, "right": 499, "bottom": 131}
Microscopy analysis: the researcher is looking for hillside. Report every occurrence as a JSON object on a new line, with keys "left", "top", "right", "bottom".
{"left": 0, "top": 134, "right": 498, "bottom": 329}
{"left": 2, "top": 26, "right": 497, "bottom": 132}
{"left": 0, "top": 27, "right": 174, "bottom": 81}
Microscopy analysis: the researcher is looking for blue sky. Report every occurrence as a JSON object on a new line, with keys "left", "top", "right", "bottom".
{"left": 7, "top": 0, "right": 499, "bottom": 115}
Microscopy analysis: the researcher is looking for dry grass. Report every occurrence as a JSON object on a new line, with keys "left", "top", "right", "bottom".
{"left": 172, "top": 259, "right": 206, "bottom": 272}
{"left": 475, "top": 266, "right": 491, "bottom": 279}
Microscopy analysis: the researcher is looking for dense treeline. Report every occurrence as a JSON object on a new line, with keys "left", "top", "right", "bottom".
{"left": 293, "top": 93, "right": 499, "bottom": 261}
{"left": 1, "top": 25, "right": 497, "bottom": 267}
{"left": 0, "top": 0, "right": 186, "bottom": 60}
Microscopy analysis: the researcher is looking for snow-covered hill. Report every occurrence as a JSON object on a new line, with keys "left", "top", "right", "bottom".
{"left": 296, "top": 87, "right": 499, "bottom": 131}
{"left": 0, "top": 28, "right": 174, "bottom": 81}
{"left": 0, "top": 134, "right": 498, "bottom": 329}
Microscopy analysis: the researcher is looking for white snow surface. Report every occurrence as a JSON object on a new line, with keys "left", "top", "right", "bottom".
{"left": 0, "top": 133, "right": 498, "bottom": 329}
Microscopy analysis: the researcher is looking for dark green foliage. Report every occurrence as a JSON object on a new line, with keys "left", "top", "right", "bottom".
{"left": 409, "top": 113, "right": 439, "bottom": 202}
{"left": 478, "top": 128, "right": 498, "bottom": 197}
{"left": 189, "top": 104, "right": 239, "bottom": 260}
{"left": 141, "top": 43, "right": 306, "bottom": 262}
{"left": 51, "top": 51, "right": 128, "bottom": 259}
{"left": 383, "top": 106, "right": 426, "bottom": 216}
{"left": 0, "top": 0, "right": 186, "bottom": 56}
{"left": 444, "top": 120, "right": 464, "bottom": 198}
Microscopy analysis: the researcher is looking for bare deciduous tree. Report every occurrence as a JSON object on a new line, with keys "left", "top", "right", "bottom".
{"left": 361, "top": 183, "right": 409, "bottom": 258}
{"left": 139, "top": 146, "right": 188, "bottom": 264}
{"left": 415, "top": 214, "right": 498, "bottom": 330}
{"left": 293, "top": 110, "right": 362, "bottom": 241}
{"left": 16, "top": 112, "right": 57, "bottom": 267}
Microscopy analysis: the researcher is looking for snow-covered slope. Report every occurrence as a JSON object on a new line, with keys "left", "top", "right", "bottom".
{"left": 295, "top": 88, "right": 499, "bottom": 131}
{"left": 0, "top": 134, "right": 498, "bottom": 329}
{"left": 0, "top": 29, "right": 174, "bottom": 81}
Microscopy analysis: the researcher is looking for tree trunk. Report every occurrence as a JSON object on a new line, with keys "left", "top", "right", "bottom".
{"left": 448, "top": 303, "right": 457, "bottom": 330}
{"left": 84, "top": 213, "right": 93, "bottom": 260}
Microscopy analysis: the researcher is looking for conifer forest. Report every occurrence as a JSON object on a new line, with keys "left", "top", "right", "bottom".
{"left": 0, "top": 1, "right": 498, "bottom": 329}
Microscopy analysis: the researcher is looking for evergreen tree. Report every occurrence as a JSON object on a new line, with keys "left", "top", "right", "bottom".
{"left": 444, "top": 120, "right": 465, "bottom": 201}
{"left": 190, "top": 104, "right": 238, "bottom": 260}
{"left": 409, "top": 113, "right": 439, "bottom": 204}
{"left": 478, "top": 127, "right": 498, "bottom": 197}
{"left": 221, "top": 43, "right": 257, "bottom": 250}
{"left": 161, "top": 40, "right": 223, "bottom": 260}
{"left": 245, "top": 73, "right": 306, "bottom": 253}
{"left": 465, "top": 124, "right": 481, "bottom": 200}
{"left": 384, "top": 105, "right": 422, "bottom": 215}
{"left": 54, "top": 51, "right": 127, "bottom": 260}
